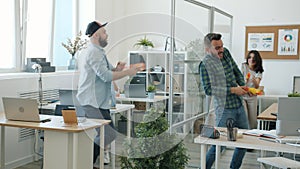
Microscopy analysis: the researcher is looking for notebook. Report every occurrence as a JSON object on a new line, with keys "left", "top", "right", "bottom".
{"left": 2, "top": 97, "right": 51, "bottom": 122}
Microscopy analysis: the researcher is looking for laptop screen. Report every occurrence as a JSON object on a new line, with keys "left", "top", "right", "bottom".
{"left": 276, "top": 97, "right": 300, "bottom": 136}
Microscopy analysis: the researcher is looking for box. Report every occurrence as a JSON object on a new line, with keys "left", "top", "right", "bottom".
{"left": 134, "top": 101, "right": 146, "bottom": 110}
{"left": 26, "top": 58, "right": 55, "bottom": 73}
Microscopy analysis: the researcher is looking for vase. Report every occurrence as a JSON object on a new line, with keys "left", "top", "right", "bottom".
{"left": 148, "top": 92, "right": 155, "bottom": 99}
{"left": 68, "top": 54, "right": 77, "bottom": 70}
{"left": 143, "top": 46, "right": 149, "bottom": 51}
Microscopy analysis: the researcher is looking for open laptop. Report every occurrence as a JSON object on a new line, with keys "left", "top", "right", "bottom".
{"left": 2, "top": 97, "right": 51, "bottom": 122}
{"left": 276, "top": 97, "right": 300, "bottom": 136}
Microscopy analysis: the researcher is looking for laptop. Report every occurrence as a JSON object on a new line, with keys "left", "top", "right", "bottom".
{"left": 2, "top": 97, "right": 51, "bottom": 122}
{"left": 276, "top": 97, "right": 300, "bottom": 136}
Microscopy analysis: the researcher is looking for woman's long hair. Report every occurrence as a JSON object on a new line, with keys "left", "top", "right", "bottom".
{"left": 246, "top": 50, "right": 264, "bottom": 73}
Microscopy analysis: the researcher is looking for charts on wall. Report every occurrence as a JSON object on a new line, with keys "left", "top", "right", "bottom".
{"left": 277, "top": 29, "right": 298, "bottom": 55}
{"left": 247, "top": 33, "right": 274, "bottom": 51}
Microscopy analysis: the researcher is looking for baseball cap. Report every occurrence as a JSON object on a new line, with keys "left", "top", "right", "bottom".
{"left": 85, "top": 21, "right": 108, "bottom": 37}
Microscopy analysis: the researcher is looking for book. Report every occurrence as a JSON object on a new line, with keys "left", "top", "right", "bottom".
{"left": 243, "top": 129, "right": 283, "bottom": 139}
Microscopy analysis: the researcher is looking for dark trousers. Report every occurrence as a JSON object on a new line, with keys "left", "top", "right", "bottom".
{"left": 81, "top": 105, "right": 117, "bottom": 163}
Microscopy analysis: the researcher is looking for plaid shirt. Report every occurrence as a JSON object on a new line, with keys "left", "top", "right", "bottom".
{"left": 199, "top": 48, "right": 245, "bottom": 109}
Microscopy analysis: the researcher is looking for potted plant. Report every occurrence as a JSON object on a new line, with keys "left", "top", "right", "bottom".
{"left": 61, "top": 31, "right": 87, "bottom": 70}
{"left": 147, "top": 85, "right": 156, "bottom": 99}
{"left": 288, "top": 92, "right": 300, "bottom": 97}
{"left": 119, "top": 107, "right": 190, "bottom": 169}
{"left": 134, "top": 36, "right": 154, "bottom": 50}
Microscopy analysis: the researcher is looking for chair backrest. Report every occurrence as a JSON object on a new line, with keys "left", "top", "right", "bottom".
{"left": 54, "top": 105, "right": 75, "bottom": 116}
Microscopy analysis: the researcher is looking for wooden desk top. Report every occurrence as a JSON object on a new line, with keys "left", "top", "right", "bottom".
{"left": 257, "top": 103, "right": 278, "bottom": 120}
{"left": 194, "top": 130, "right": 300, "bottom": 154}
{"left": 0, "top": 113, "right": 110, "bottom": 133}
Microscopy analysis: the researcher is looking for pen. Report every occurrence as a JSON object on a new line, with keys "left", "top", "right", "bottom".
{"left": 259, "top": 137, "right": 277, "bottom": 143}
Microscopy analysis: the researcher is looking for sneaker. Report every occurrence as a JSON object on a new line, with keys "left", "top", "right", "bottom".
{"left": 93, "top": 156, "right": 100, "bottom": 168}
{"left": 93, "top": 152, "right": 110, "bottom": 167}
{"left": 104, "top": 150, "right": 110, "bottom": 165}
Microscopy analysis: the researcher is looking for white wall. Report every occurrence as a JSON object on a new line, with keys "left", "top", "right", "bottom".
{"left": 96, "top": 0, "right": 300, "bottom": 95}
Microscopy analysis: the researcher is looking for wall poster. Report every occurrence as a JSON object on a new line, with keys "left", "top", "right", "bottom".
{"left": 245, "top": 25, "right": 300, "bottom": 59}
{"left": 277, "top": 29, "right": 298, "bottom": 55}
{"left": 247, "top": 33, "right": 274, "bottom": 51}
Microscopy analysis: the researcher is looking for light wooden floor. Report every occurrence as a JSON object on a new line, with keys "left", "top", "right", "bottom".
{"left": 14, "top": 133, "right": 276, "bottom": 169}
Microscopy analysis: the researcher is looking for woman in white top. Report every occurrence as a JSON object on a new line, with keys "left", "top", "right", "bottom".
{"left": 241, "top": 50, "right": 264, "bottom": 129}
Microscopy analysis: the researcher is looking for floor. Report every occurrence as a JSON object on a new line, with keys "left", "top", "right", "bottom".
{"left": 14, "top": 133, "right": 275, "bottom": 169}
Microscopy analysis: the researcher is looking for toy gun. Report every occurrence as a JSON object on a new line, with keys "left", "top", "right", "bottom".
{"left": 246, "top": 72, "right": 251, "bottom": 80}
{"left": 130, "top": 63, "right": 146, "bottom": 71}
{"left": 245, "top": 87, "right": 263, "bottom": 95}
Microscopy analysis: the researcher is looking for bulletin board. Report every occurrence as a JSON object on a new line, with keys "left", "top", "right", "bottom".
{"left": 245, "top": 25, "right": 300, "bottom": 59}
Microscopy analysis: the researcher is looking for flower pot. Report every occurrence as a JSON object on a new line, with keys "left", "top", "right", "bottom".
{"left": 143, "top": 46, "right": 149, "bottom": 51}
{"left": 148, "top": 92, "right": 155, "bottom": 99}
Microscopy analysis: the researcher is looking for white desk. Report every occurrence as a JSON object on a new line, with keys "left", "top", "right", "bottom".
{"left": 41, "top": 103, "right": 134, "bottom": 169}
{"left": 194, "top": 129, "right": 300, "bottom": 169}
{"left": 109, "top": 104, "right": 135, "bottom": 169}
{"left": 116, "top": 95, "right": 169, "bottom": 103}
{"left": 0, "top": 114, "right": 110, "bottom": 169}
{"left": 116, "top": 95, "right": 169, "bottom": 111}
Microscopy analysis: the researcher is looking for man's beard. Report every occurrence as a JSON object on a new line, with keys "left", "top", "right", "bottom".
{"left": 98, "top": 37, "right": 108, "bottom": 48}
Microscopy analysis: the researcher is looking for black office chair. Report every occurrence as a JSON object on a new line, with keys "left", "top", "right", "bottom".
{"left": 54, "top": 104, "right": 75, "bottom": 116}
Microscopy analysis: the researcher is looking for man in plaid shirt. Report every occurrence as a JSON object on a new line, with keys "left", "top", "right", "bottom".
{"left": 199, "top": 33, "right": 249, "bottom": 169}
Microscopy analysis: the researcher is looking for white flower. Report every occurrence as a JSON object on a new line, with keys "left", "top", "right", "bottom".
{"left": 61, "top": 31, "right": 87, "bottom": 56}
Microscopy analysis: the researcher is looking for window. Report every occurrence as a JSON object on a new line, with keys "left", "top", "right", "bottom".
{"left": 25, "top": 0, "right": 53, "bottom": 61}
{"left": 0, "top": 1, "right": 16, "bottom": 70}
{"left": 0, "top": 0, "right": 94, "bottom": 72}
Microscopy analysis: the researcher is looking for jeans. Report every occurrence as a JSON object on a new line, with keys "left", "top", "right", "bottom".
{"left": 206, "top": 105, "right": 249, "bottom": 169}
{"left": 81, "top": 105, "right": 117, "bottom": 163}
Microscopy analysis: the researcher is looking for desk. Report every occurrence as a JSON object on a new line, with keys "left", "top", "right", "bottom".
{"left": 39, "top": 103, "right": 134, "bottom": 169}
{"left": 0, "top": 114, "right": 110, "bottom": 169}
{"left": 257, "top": 103, "right": 278, "bottom": 130}
{"left": 116, "top": 95, "right": 169, "bottom": 103}
{"left": 116, "top": 95, "right": 169, "bottom": 110}
{"left": 109, "top": 104, "right": 135, "bottom": 169}
{"left": 194, "top": 130, "right": 300, "bottom": 169}
{"left": 110, "top": 104, "right": 135, "bottom": 137}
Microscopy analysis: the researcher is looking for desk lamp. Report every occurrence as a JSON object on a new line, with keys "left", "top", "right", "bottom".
{"left": 32, "top": 64, "right": 43, "bottom": 108}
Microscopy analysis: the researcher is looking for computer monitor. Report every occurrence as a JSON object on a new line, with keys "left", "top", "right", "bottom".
{"left": 130, "top": 53, "right": 145, "bottom": 65}
{"left": 276, "top": 97, "right": 300, "bottom": 136}
{"left": 293, "top": 76, "right": 300, "bottom": 93}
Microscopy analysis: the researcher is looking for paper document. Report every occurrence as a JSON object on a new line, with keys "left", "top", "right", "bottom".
{"left": 243, "top": 129, "right": 283, "bottom": 139}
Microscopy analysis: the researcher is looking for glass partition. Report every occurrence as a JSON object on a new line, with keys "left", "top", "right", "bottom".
{"left": 93, "top": 0, "right": 233, "bottom": 161}
{"left": 213, "top": 8, "right": 233, "bottom": 50}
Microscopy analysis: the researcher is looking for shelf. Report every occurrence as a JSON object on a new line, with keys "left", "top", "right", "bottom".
{"left": 128, "top": 50, "right": 200, "bottom": 133}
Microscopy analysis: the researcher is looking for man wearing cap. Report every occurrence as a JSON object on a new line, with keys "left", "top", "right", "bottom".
{"left": 76, "top": 21, "right": 139, "bottom": 168}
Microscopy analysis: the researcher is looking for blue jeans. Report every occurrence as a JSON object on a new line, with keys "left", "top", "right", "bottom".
{"left": 206, "top": 105, "right": 249, "bottom": 169}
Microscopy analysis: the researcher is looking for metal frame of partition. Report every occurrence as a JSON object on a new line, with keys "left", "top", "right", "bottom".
{"left": 169, "top": 0, "right": 233, "bottom": 133}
